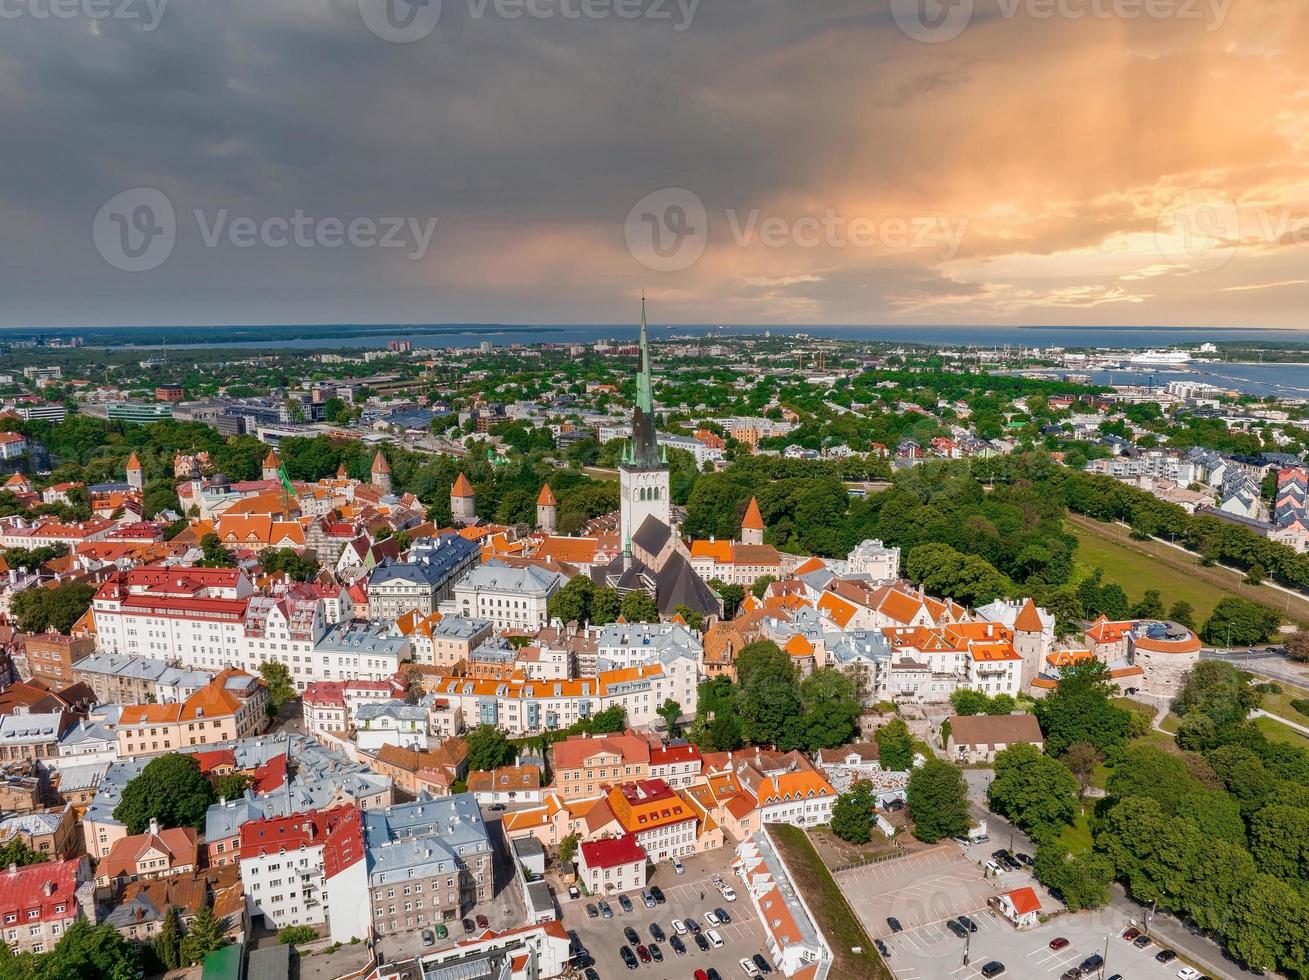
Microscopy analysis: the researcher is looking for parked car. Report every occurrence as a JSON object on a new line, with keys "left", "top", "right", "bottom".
{"left": 651, "top": 886, "right": 666, "bottom": 904}
{"left": 648, "top": 943, "right": 663, "bottom": 963}
{"left": 1060, "top": 969, "right": 1082, "bottom": 980}
{"left": 672, "top": 919, "right": 688, "bottom": 935}
{"left": 707, "top": 970, "right": 724, "bottom": 980}
{"left": 1156, "top": 950, "right": 1178, "bottom": 964}
{"left": 641, "top": 889, "right": 656, "bottom": 908}
{"left": 598, "top": 900, "right": 612, "bottom": 919}
{"left": 635, "top": 944, "right": 650, "bottom": 963}
{"left": 585, "top": 903, "right": 598, "bottom": 919}
{"left": 887, "top": 917, "right": 903, "bottom": 933}
{"left": 669, "top": 935, "right": 686, "bottom": 955}
{"left": 695, "top": 933, "right": 711, "bottom": 952}
{"left": 623, "top": 926, "right": 640, "bottom": 945}
{"left": 1122, "top": 927, "right": 1140, "bottom": 941}
{"left": 705, "top": 911, "right": 723, "bottom": 928}
{"left": 489, "top": 803, "right": 506, "bottom": 811}
{"left": 1079, "top": 955, "right": 1104, "bottom": 973}
{"left": 475, "top": 914, "right": 489, "bottom": 930}
{"left": 686, "top": 918, "right": 702, "bottom": 935}
{"left": 1015, "top": 853, "right": 1033, "bottom": 866}
{"left": 462, "top": 918, "right": 475, "bottom": 934}
{"left": 695, "top": 972, "right": 709, "bottom": 980}
{"left": 434, "top": 924, "right": 447, "bottom": 940}
{"left": 1134, "top": 935, "right": 1153, "bottom": 949}
{"left": 1050, "top": 937, "right": 1070, "bottom": 951}
{"left": 985, "top": 860, "right": 1004, "bottom": 875}
{"left": 584, "top": 970, "right": 599, "bottom": 980}
{"left": 946, "top": 920, "right": 968, "bottom": 939}
{"left": 421, "top": 929, "right": 435, "bottom": 947}
{"left": 720, "top": 885, "right": 738, "bottom": 902}
{"left": 650, "top": 923, "right": 665, "bottom": 943}
{"left": 618, "top": 895, "right": 633, "bottom": 913}
{"left": 568, "top": 885, "right": 580, "bottom": 900}
{"left": 672, "top": 857, "right": 686, "bottom": 874}
{"left": 715, "top": 907, "right": 732, "bottom": 924}
{"left": 980, "top": 964, "right": 1006, "bottom": 979}
{"left": 739, "top": 958, "right": 761, "bottom": 978}
{"left": 706, "top": 930, "right": 725, "bottom": 949}
{"left": 619, "top": 946, "right": 637, "bottom": 970}
{"left": 1177, "top": 969, "right": 1201, "bottom": 980}
{"left": 957, "top": 915, "right": 977, "bottom": 933}
{"left": 752, "top": 953, "right": 773, "bottom": 974}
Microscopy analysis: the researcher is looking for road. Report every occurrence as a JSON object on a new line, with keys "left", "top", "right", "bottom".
{"left": 1202, "top": 647, "right": 1309, "bottom": 689}
{"left": 961, "top": 772, "right": 1279, "bottom": 980}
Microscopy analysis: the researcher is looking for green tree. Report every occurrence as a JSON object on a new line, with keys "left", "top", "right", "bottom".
{"left": 113, "top": 754, "right": 215, "bottom": 833}
{"left": 1062, "top": 741, "right": 1102, "bottom": 799}
{"left": 586, "top": 705, "right": 627, "bottom": 734}
{"left": 950, "top": 689, "right": 991, "bottom": 716}
{"left": 876, "top": 719, "right": 914, "bottom": 771}
{"left": 710, "top": 580, "right": 746, "bottom": 618}
{"left": 1168, "top": 600, "right": 1197, "bottom": 629}
{"left": 657, "top": 698, "right": 682, "bottom": 733}
{"left": 987, "top": 743, "right": 1078, "bottom": 841}
{"left": 799, "top": 669, "right": 860, "bottom": 751}
{"left": 179, "top": 903, "right": 224, "bottom": 966}
{"left": 906, "top": 759, "right": 970, "bottom": 843}
{"left": 260, "top": 547, "right": 319, "bottom": 582}
{"left": 1248, "top": 804, "right": 1309, "bottom": 885}
{"left": 619, "top": 590, "right": 659, "bottom": 623}
{"left": 547, "top": 575, "right": 594, "bottom": 625}
{"left": 1033, "top": 842, "right": 1112, "bottom": 910}
{"left": 1130, "top": 589, "right": 1166, "bottom": 620}
{"left": 153, "top": 906, "right": 183, "bottom": 971}
{"left": 1173, "top": 660, "right": 1261, "bottom": 730}
{"left": 197, "top": 532, "right": 235, "bottom": 568}
{"left": 141, "top": 480, "right": 180, "bottom": 519}
{"left": 672, "top": 604, "right": 703, "bottom": 632}
{"left": 1033, "top": 660, "right": 1131, "bottom": 757}
{"left": 559, "top": 833, "right": 580, "bottom": 865}
{"left": 213, "top": 773, "right": 252, "bottom": 801}
{"left": 1201, "top": 597, "right": 1281, "bottom": 646}
{"left": 0, "top": 837, "right": 48, "bottom": 868}
{"left": 9, "top": 581, "right": 95, "bottom": 634}
{"left": 0, "top": 920, "right": 141, "bottom": 980}
{"left": 831, "top": 781, "right": 876, "bottom": 844}
{"left": 590, "top": 587, "right": 622, "bottom": 625}
{"left": 278, "top": 925, "right": 317, "bottom": 946}
{"left": 259, "top": 660, "right": 296, "bottom": 717}
{"left": 465, "top": 724, "right": 517, "bottom": 771}
{"left": 1105, "top": 744, "right": 1203, "bottom": 814}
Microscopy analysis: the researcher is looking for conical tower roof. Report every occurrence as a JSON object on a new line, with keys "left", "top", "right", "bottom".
{"left": 451, "top": 473, "right": 475, "bottom": 498}
{"left": 741, "top": 497, "right": 764, "bottom": 531}
{"left": 371, "top": 450, "right": 391, "bottom": 474}
{"left": 537, "top": 484, "right": 558, "bottom": 507}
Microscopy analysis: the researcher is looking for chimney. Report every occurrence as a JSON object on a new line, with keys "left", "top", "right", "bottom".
{"left": 42, "top": 880, "right": 55, "bottom": 896}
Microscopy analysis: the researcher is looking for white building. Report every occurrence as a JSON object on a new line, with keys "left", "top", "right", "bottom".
{"left": 846, "top": 539, "right": 900, "bottom": 582}
{"left": 576, "top": 835, "right": 647, "bottom": 896}
{"left": 355, "top": 701, "right": 429, "bottom": 752}
{"left": 441, "top": 562, "right": 563, "bottom": 632}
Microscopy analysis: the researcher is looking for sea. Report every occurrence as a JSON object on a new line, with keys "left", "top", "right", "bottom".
{"left": 13, "top": 322, "right": 1309, "bottom": 396}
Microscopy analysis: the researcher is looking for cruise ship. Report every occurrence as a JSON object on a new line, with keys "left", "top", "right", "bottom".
{"left": 1129, "top": 349, "right": 1192, "bottom": 366}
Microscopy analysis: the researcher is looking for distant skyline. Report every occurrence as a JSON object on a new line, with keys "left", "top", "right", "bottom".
{"left": 2, "top": 0, "right": 1306, "bottom": 328}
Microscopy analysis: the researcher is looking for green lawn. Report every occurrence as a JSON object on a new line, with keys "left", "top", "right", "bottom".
{"left": 1159, "top": 712, "right": 1183, "bottom": 734}
{"left": 769, "top": 825, "right": 892, "bottom": 979}
{"left": 1070, "top": 524, "right": 1230, "bottom": 623}
{"left": 1254, "top": 714, "right": 1309, "bottom": 748}
{"left": 1134, "top": 729, "right": 1177, "bottom": 751}
{"left": 1059, "top": 805, "right": 1094, "bottom": 854}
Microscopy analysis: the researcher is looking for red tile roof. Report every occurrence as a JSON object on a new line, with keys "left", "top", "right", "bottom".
{"left": 580, "top": 834, "right": 646, "bottom": 869}
{"left": 0, "top": 859, "right": 81, "bottom": 924}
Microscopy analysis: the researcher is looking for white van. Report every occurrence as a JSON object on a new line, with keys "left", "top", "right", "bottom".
{"left": 707, "top": 930, "right": 725, "bottom": 949}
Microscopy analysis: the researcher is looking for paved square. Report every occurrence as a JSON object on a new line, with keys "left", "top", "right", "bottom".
{"left": 836, "top": 843, "right": 1005, "bottom": 937}
{"left": 884, "top": 908, "right": 1209, "bottom": 980}
{"left": 561, "top": 850, "right": 772, "bottom": 978}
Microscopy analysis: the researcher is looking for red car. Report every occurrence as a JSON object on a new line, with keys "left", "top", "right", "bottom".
{"left": 636, "top": 945, "right": 651, "bottom": 963}
{"left": 475, "top": 914, "right": 490, "bottom": 930}
{"left": 1049, "top": 937, "right": 1069, "bottom": 951}
{"left": 695, "top": 972, "right": 710, "bottom": 980}
{"left": 1122, "top": 928, "right": 1140, "bottom": 942}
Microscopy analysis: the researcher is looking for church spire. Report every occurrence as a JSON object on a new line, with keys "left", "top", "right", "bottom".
{"left": 625, "top": 293, "right": 661, "bottom": 469}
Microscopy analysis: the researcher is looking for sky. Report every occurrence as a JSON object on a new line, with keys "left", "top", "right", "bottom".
{"left": 1, "top": 0, "right": 1307, "bottom": 329}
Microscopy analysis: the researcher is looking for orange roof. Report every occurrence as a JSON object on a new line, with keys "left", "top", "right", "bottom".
{"left": 793, "top": 556, "right": 826, "bottom": 576}
{"left": 690, "top": 540, "right": 732, "bottom": 564}
{"left": 742, "top": 497, "right": 764, "bottom": 531}
{"left": 537, "top": 484, "right": 558, "bottom": 507}
{"left": 451, "top": 473, "right": 474, "bottom": 497}
{"left": 126, "top": 451, "right": 142, "bottom": 470}
{"left": 1086, "top": 616, "right": 1134, "bottom": 644}
{"left": 817, "top": 592, "right": 857, "bottom": 627}
{"left": 372, "top": 450, "right": 391, "bottom": 474}
{"left": 1013, "top": 598, "right": 1045, "bottom": 633}
{"left": 263, "top": 449, "right": 279, "bottom": 467}
{"left": 1003, "top": 886, "right": 1042, "bottom": 915}
{"left": 783, "top": 634, "right": 815, "bottom": 657}
{"left": 536, "top": 536, "right": 599, "bottom": 564}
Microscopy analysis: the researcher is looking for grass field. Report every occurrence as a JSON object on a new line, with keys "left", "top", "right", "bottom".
{"left": 769, "top": 825, "right": 892, "bottom": 980}
{"left": 1255, "top": 714, "right": 1309, "bottom": 748}
{"left": 1071, "top": 524, "right": 1231, "bottom": 623}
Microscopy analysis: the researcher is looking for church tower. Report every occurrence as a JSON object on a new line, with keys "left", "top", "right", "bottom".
{"left": 262, "top": 449, "right": 281, "bottom": 482}
{"left": 619, "top": 296, "right": 671, "bottom": 552}
{"left": 451, "top": 473, "right": 477, "bottom": 525}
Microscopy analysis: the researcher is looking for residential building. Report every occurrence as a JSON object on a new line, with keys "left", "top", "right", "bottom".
{"left": 576, "top": 835, "right": 647, "bottom": 896}
{"left": 0, "top": 858, "right": 89, "bottom": 955}
{"left": 442, "top": 561, "right": 563, "bottom": 632}
{"left": 238, "top": 805, "right": 357, "bottom": 929}
{"left": 95, "top": 818, "right": 199, "bottom": 890}
{"left": 21, "top": 632, "right": 93, "bottom": 688}
{"left": 366, "top": 535, "right": 481, "bottom": 620}
{"left": 945, "top": 714, "right": 1045, "bottom": 764}
{"left": 552, "top": 733, "right": 651, "bottom": 800}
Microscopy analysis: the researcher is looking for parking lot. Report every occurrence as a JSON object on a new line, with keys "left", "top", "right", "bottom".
{"left": 884, "top": 907, "right": 1210, "bottom": 980}
{"left": 561, "top": 850, "right": 772, "bottom": 978}
{"left": 837, "top": 843, "right": 1007, "bottom": 937}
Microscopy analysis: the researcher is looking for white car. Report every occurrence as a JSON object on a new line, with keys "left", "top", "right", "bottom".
{"left": 739, "top": 958, "right": 761, "bottom": 977}
{"left": 672, "top": 920, "right": 688, "bottom": 936}
{"left": 705, "top": 911, "right": 722, "bottom": 927}
{"left": 1176, "top": 970, "right": 1201, "bottom": 980}
{"left": 671, "top": 857, "right": 685, "bottom": 875}
{"left": 720, "top": 885, "right": 738, "bottom": 902}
